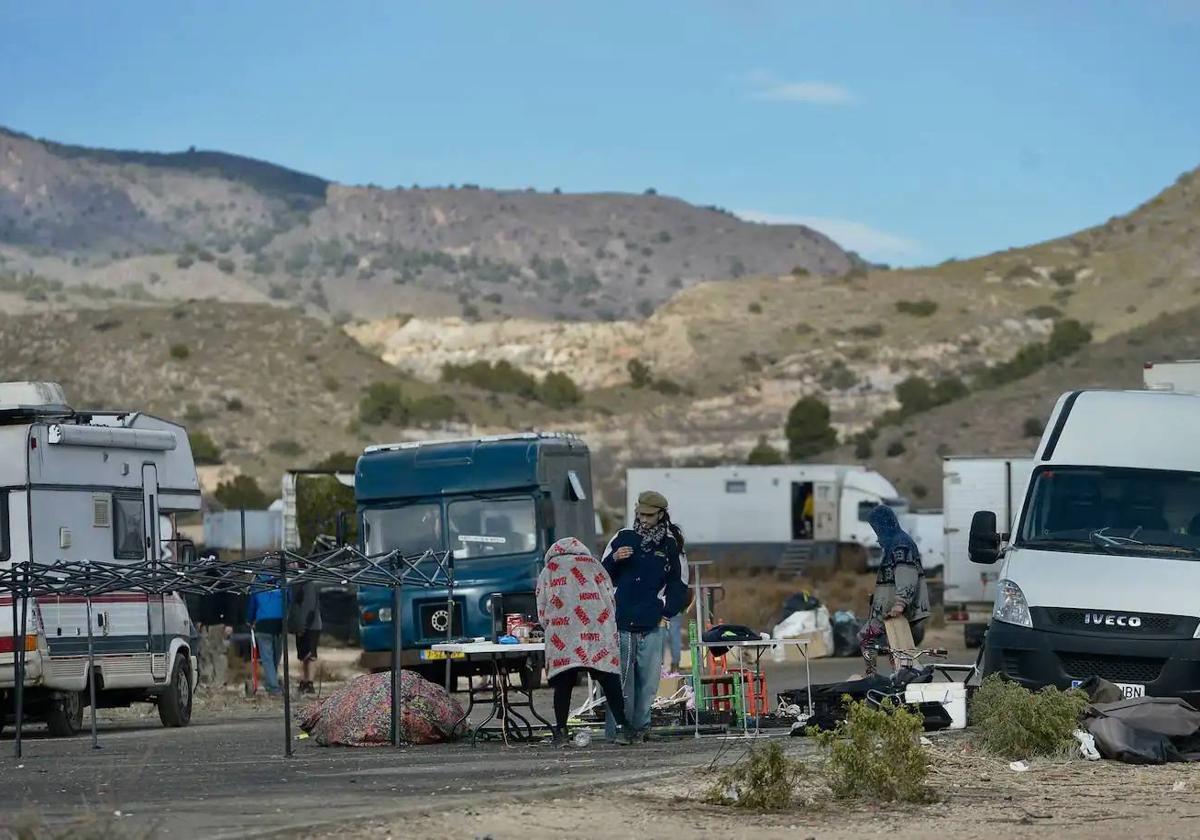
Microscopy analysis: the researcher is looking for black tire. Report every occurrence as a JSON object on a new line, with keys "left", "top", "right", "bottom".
{"left": 45, "top": 690, "right": 84, "bottom": 737}
{"left": 159, "top": 654, "right": 193, "bottom": 728}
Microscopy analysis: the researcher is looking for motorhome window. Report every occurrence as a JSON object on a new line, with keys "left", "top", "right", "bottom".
{"left": 0, "top": 491, "right": 9, "bottom": 562}
{"left": 1017, "top": 466, "right": 1200, "bottom": 558}
{"left": 567, "top": 470, "right": 587, "bottom": 502}
{"left": 363, "top": 504, "right": 442, "bottom": 556}
{"left": 725, "top": 480, "right": 747, "bottom": 494}
{"left": 112, "top": 494, "right": 145, "bottom": 560}
{"left": 447, "top": 498, "right": 537, "bottom": 559}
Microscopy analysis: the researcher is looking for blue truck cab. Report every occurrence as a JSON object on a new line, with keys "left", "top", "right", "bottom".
{"left": 355, "top": 433, "right": 596, "bottom": 683}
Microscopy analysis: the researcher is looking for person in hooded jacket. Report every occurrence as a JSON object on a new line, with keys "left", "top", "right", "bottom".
{"left": 858, "top": 505, "right": 930, "bottom": 675}
{"left": 601, "top": 490, "right": 689, "bottom": 741}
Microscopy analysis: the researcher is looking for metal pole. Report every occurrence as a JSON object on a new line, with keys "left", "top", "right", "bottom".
{"left": 240, "top": 509, "right": 247, "bottom": 563}
{"left": 279, "top": 553, "right": 293, "bottom": 757}
{"left": 444, "top": 555, "right": 454, "bottom": 693}
{"left": 9, "top": 565, "right": 20, "bottom": 759}
{"left": 14, "top": 565, "right": 29, "bottom": 759}
{"left": 390, "top": 582, "right": 402, "bottom": 747}
{"left": 85, "top": 589, "right": 100, "bottom": 750}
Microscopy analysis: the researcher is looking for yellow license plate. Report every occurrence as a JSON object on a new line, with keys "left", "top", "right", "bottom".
{"left": 420, "top": 650, "right": 465, "bottom": 661}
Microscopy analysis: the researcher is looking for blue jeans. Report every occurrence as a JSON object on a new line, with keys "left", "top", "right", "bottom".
{"left": 256, "top": 632, "right": 283, "bottom": 693}
{"left": 665, "top": 613, "right": 684, "bottom": 671}
{"left": 606, "top": 625, "right": 665, "bottom": 737}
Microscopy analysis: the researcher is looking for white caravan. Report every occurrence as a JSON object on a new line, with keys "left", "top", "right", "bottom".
{"left": 625, "top": 465, "right": 905, "bottom": 571}
{"left": 1143, "top": 360, "right": 1200, "bottom": 394}
{"left": 970, "top": 389, "right": 1200, "bottom": 702}
{"left": 942, "top": 456, "right": 1035, "bottom": 646}
{"left": 0, "top": 382, "right": 200, "bottom": 736}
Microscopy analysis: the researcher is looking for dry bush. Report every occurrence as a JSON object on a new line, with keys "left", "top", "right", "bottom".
{"left": 705, "top": 741, "right": 806, "bottom": 809}
{"left": 971, "top": 674, "right": 1087, "bottom": 758}
{"left": 812, "top": 699, "right": 934, "bottom": 803}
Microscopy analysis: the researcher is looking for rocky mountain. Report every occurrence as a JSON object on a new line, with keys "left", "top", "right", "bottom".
{"left": 0, "top": 127, "right": 854, "bottom": 320}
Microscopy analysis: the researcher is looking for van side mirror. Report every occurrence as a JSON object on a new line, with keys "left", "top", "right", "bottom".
{"left": 968, "top": 511, "right": 1002, "bottom": 565}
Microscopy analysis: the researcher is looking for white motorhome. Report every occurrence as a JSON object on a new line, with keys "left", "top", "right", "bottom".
{"left": 1143, "top": 360, "right": 1200, "bottom": 394}
{"left": 943, "top": 456, "right": 1035, "bottom": 646}
{"left": 625, "top": 465, "right": 905, "bottom": 571}
{"left": 970, "top": 389, "right": 1200, "bottom": 702}
{"left": 0, "top": 382, "right": 200, "bottom": 736}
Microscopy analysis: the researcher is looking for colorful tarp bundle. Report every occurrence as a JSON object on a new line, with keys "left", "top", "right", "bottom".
{"left": 299, "top": 670, "right": 466, "bottom": 746}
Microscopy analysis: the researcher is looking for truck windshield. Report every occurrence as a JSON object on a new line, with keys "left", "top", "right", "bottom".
{"left": 447, "top": 497, "right": 537, "bottom": 559}
{"left": 1017, "top": 466, "right": 1200, "bottom": 558}
{"left": 363, "top": 503, "right": 442, "bottom": 556}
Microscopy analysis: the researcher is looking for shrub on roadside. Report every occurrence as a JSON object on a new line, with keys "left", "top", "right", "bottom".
{"left": 970, "top": 675, "right": 1087, "bottom": 759}
{"left": 896, "top": 299, "right": 939, "bottom": 317}
{"left": 812, "top": 699, "right": 933, "bottom": 803}
{"left": 705, "top": 741, "right": 806, "bottom": 810}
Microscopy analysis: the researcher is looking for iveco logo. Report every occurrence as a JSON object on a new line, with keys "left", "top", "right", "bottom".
{"left": 430, "top": 609, "right": 450, "bottom": 633}
{"left": 1085, "top": 613, "right": 1142, "bottom": 628}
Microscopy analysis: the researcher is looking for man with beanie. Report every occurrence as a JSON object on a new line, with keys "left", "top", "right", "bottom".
{"left": 602, "top": 490, "right": 688, "bottom": 741}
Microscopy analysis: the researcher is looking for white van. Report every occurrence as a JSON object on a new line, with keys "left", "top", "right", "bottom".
{"left": 1, "top": 382, "right": 200, "bottom": 736}
{"left": 970, "top": 389, "right": 1200, "bottom": 701}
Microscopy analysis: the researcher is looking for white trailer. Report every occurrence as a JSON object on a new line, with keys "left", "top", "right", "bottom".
{"left": 902, "top": 510, "right": 945, "bottom": 574}
{"left": 942, "top": 456, "right": 1035, "bottom": 646}
{"left": 625, "top": 464, "right": 905, "bottom": 571}
{"left": 1143, "top": 360, "right": 1200, "bottom": 394}
{"left": 1, "top": 382, "right": 200, "bottom": 736}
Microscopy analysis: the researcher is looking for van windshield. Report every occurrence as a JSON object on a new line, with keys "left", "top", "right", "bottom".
{"left": 363, "top": 503, "right": 443, "bottom": 556}
{"left": 447, "top": 497, "right": 537, "bottom": 559}
{"left": 1017, "top": 466, "right": 1200, "bottom": 559}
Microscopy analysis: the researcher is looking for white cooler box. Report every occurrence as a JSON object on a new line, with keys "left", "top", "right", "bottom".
{"left": 904, "top": 682, "right": 967, "bottom": 730}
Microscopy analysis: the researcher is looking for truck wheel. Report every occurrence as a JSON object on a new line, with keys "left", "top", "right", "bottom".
{"left": 46, "top": 690, "right": 84, "bottom": 737}
{"left": 159, "top": 654, "right": 193, "bottom": 728}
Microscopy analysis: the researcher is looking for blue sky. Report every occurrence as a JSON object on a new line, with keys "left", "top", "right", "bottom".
{"left": 3, "top": 1, "right": 1199, "bottom": 265}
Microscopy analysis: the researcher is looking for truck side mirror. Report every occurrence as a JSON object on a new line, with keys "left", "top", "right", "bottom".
{"left": 968, "top": 511, "right": 1001, "bottom": 565}
{"left": 538, "top": 495, "right": 557, "bottom": 530}
{"left": 336, "top": 511, "right": 348, "bottom": 546}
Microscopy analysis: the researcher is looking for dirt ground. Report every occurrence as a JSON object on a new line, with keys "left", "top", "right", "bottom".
{"left": 305, "top": 738, "right": 1200, "bottom": 840}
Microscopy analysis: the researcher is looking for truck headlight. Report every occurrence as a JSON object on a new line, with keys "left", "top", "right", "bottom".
{"left": 993, "top": 579, "right": 1032, "bottom": 628}
{"left": 377, "top": 607, "right": 392, "bottom": 623}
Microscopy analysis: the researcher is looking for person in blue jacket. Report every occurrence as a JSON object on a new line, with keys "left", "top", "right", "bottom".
{"left": 247, "top": 573, "right": 287, "bottom": 696}
{"left": 601, "top": 490, "right": 689, "bottom": 741}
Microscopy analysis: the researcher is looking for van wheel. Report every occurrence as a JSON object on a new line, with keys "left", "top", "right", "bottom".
{"left": 159, "top": 654, "right": 193, "bottom": 728}
{"left": 46, "top": 690, "right": 84, "bottom": 737}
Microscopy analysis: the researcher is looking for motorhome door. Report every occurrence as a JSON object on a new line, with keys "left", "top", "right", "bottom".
{"left": 813, "top": 481, "right": 838, "bottom": 541}
{"left": 143, "top": 464, "right": 168, "bottom": 679}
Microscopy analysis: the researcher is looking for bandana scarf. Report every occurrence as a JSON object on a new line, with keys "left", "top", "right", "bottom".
{"left": 634, "top": 518, "right": 668, "bottom": 549}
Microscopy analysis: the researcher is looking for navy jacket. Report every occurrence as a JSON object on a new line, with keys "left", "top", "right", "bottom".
{"left": 601, "top": 529, "right": 689, "bottom": 632}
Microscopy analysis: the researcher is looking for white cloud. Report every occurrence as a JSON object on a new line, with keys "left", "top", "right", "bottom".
{"left": 743, "top": 71, "right": 855, "bottom": 105}
{"left": 737, "top": 210, "right": 924, "bottom": 264}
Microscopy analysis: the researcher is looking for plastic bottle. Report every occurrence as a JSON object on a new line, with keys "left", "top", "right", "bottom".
{"left": 572, "top": 728, "right": 592, "bottom": 748}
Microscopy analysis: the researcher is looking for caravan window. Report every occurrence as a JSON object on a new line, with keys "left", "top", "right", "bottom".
{"left": 0, "top": 491, "right": 9, "bottom": 562}
{"left": 725, "top": 480, "right": 747, "bottom": 494}
{"left": 113, "top": 494, "right": 145, "bottom": 560}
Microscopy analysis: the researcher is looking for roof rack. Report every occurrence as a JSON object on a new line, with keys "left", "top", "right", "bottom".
{"left": 363, "top": 431, "right": 581, "bottom": 455}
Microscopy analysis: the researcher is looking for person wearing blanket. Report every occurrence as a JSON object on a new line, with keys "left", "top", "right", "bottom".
{"left": 536, "top": 537, "right": 635, "bottom": 747}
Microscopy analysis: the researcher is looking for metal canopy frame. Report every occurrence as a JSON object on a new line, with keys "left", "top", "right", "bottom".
{"left": 2, "top": 545, "right": 453, "bottom": 759}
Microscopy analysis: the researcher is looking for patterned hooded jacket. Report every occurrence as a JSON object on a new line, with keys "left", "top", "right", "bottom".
{"left": 867, "top": 505, "right": 930, "bottom": 623}
{"left": 535, "top": 537, "right": 621, "bottom": 680}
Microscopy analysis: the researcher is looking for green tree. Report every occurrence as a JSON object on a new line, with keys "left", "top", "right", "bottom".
{"left": 188, "top": 431, "right": 222, "bottom": 465}
{"left": 214, "top": 475, "right": 269, "bottom": 510}
{"left": 895, "top": 376, "right": 936, "bottom": 415}
{"left": 539, "top": 372, "right": 582, "bottom": 408}
{"left": 313, "top": 451, "right": 359, "bottom": 472}
{"left": 747, "top": 436, "right": 784, "bottom": 465}
{"left": 296, "top": 474, "right": 357, "bottom": 552}
{"left": 627, "top": 358, "right": 652, "bottom": 389}
{"left": 359, "top": 382, "right": 408, "bottom": 425}
{"left": 785, "top": 396, "right": 837, "bottom": 460}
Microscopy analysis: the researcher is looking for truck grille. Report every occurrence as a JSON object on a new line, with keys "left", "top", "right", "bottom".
{"left": 1057, "top": 652, "right": 1165, "bottom": 684}
{"left": 1048, "top": 608, "right": 1189, "bottom": 636}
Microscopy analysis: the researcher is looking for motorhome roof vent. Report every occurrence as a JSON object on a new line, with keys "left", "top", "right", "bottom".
{"left": 0, "top": 381, "right": 73, "bottom": 423}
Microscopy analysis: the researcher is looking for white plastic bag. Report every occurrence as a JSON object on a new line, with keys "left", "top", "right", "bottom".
{"left": 1074, "top": 729, "right": 1101, "bottom": 761}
